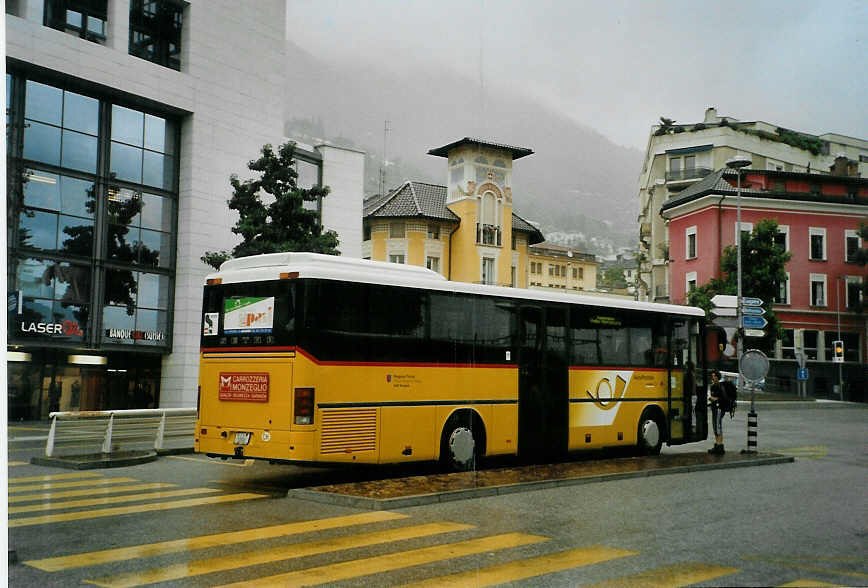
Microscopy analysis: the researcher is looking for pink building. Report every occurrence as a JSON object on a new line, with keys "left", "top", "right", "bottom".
{"left": 661, "top": 166, "right": 868, "bottom": 397}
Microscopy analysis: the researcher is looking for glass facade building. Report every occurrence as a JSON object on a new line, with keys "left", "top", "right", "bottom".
{"left": 6, "top": 71, "right": 180, "bottom": 420}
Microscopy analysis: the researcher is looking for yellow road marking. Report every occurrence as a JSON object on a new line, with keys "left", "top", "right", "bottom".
{"left": 779, "top": 581, "right": 838, "bottom": 587}
{"left": 9, "top": 477, "right": 140, "bottom": 493}
{"left": 10, "top": 487, "right": 220, "bottom": 513}
{"left": 85, "top": 522, "right": 474, "bottom": 587}
{"left": 168, "top": 455, "right": 255, "bottom": 467}
{"left": 9, "top": 492, "right": 265, "bottom": 528}
{"left": 26, "top": 511, "right": 408, "bottom": 572}
{"left": 586, "top": 562, "right": 739, "bottom": 588}
{"left": 8, "top": 426, "right": 48, "bottom": 431}
{"left": 403, "top": 546, "right": 639, "bottom": 588}
{"left": 9, "top": 461, "right": 29, "bottom": 466}
{"left": 402, "top": 545, "right": 639, "bottom": 587}
{"left": 775, "top": 446, "right": 827, "bottom": 459}
{"left": 9, "top": 483, "right": 177, "bottom": 503}
{"left": 216, "top": 533, "right": 550, "bottom": 588}
{"left": 9, "top": 472, "right": 102, "bottom": 483}
{"left": 743, "top": 555, "right": 868, "bottom": 579}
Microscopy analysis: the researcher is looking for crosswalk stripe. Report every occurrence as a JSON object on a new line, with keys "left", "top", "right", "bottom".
{"left": 401, "top": 545, "right": 640, "bottom": 588}
{"left": 85, "top": 522, "right": 475, "bottom": 587}
{"left": 586, "top": 561, "right": 739, "bottom": 587}
{"left": 10, "top": 472, "right": 103, "bottom": 483}
{"left": 9, "top": 487, "right": 221, "bottom": 513}
{"left": 25, "top": 511, "right": 408, "bottom": 572}
{"left": 779, "top": 580, "right": 838, "bottom": 587}
{"left": 9, "top": 492, "right": 265, "bottom": 528}
{"left": 9, "top": 483, "right": 177, "bottom": 503}
{"left": 9, "top": 477, "right": 140, "bottom": 493}
{"left": 216, "top": 532, "right": 550, "bottom": 588}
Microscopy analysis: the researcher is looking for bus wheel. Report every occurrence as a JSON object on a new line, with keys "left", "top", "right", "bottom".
{"left": 637, "top": 409, "right": 664, "bottom": 455}
{"left": 440, "top": 413, "right": 481, "bottom": 472}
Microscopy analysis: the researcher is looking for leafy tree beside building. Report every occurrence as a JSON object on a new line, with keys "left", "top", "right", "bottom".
{"left": 688, "top": 219, "right": 791, "bottom": 354}
{"left": 202, "top": 141, "right": 339, "bottom": 270}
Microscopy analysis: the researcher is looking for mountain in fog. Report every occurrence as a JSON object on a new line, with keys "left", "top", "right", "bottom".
{"left": 283, "top": 41, "right": 644, "bottom": 254}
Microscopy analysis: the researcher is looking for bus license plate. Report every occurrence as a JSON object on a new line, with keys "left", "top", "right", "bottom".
{"left": 233, "top": 432, "right": 251, "bottom": 445}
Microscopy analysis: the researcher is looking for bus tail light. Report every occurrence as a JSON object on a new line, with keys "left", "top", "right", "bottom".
{"left": 206, "top": 278, "right": 222, "bottom": 285}
{"left": 280, "top": 272, "right": 299, "bottom": 279}
{"left": 294, "top": 388, "right": 315, "bottom": 425}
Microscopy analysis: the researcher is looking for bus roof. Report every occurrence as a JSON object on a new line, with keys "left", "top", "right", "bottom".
{"left": 208, "top": 252, "right": 705, "bottom": 318}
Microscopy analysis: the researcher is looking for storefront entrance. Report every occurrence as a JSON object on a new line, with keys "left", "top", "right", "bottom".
{"left": 6, "top": 350, "right": 162, "bottom": 421}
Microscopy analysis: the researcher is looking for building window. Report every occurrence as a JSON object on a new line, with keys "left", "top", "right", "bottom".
{"left": 572, "top": 267, "right": 578, "bottom": 279}
{"left": 686, "top": 226, "right": 697, "bottom": 259}
{"left": 774, "top": 226, "right": 789, "bottom": 252}
{"left": 389, "top": 222, "right": 405, "bottom": 238}
{"left": 481, "top": 257, "right": 495, "bottom": 285}
{"left": 7, "top": 74, "right": 179, "bottom": 350}
{"left": 845, "top": 230, "right": 861, "bottom": 263}
{"left": 774, "top": 272, "right": 790, "bottom": 305}
{"left": 129, "top": 0, "right": 185, "bottom": 71}
{"left": 810, "top": 274, "right": 826, "bottom": 307}
{"left": 685, "top": 271, "right": 697, "bottom": 298}
{"left": 735, "top": 222, "right": 752, "bottom": 246}
{"left": 579, "top": 267, "right": 584, "bottom": 279}
{"left": 803, "top": 330, "right": 818, "bottom": 360}
{"left": 809, "top": 227, "right": 826, "bottom": 261}
{"left": 846, "top": 277, "right": 863, "bottom": 310}
{"left": 427, "top": 224, "right": 440, "bottom": 240}
{"left": 389, "top": 254, "right": 405, "bottom": 264}
{"left": 781, "top": 329, "right": 795, "bottom": 360}
{"left": 363, "top": 224, "right": 371, "bottom": 241}
{"left": 511, "top": 266, "right": 517, "bottom": 287}
{"left": 426, "top": 256, "right": 440, "bottom": 273}
{"left": 44, "top": 0, "right": 108, "bottom": 43}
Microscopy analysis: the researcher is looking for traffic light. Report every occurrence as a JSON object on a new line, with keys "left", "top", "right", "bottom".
{"left": 833, "top": 340, "right": 844, "bottom": 363}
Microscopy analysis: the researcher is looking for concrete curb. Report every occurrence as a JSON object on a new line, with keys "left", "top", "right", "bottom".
{"left": 739, "top": 400, "right": 866, "bottom": 410}
{"left": 288, "top": 454, "right": 794, "bottom": 510}
{"left": 30, "top": 451, "right": 159, "bottom": 470}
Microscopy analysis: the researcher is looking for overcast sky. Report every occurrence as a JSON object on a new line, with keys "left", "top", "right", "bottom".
{"left": 286, "top": 0, "right": 866, "bottom": 150}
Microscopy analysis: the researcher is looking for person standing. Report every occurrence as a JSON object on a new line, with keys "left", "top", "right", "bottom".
{"left": 708, "top": 370, "right": 727, "bottom": 455}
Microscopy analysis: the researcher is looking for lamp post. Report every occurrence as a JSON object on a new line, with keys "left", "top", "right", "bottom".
{"left": 726, "top": 155, "right": 752, "bottom": 396}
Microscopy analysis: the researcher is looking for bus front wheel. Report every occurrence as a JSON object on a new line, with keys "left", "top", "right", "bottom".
{"left": 637, "top": 409, "right": 664, "bottom": 455}
{"left": 440, "top": 412, "right": 483, "bottom": 471}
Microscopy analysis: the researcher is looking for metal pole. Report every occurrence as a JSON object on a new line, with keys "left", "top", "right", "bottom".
{"left": 736, "top": 168, "right": 742, "bottom": 401}
{"left": 837, "top": 277, "right": 843, "bottom": 398}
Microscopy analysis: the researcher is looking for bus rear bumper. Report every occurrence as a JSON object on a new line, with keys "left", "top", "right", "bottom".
{"left": 195, "top": 426, "right": 314, "bottom": 462}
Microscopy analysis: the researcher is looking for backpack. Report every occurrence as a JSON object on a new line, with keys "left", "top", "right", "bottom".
{"left": 721, "top": 380, "right": 738, "bottom": 417}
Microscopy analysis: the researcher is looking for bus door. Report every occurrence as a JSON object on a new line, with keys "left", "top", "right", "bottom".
{"left": 517, "top": 305, "right": 569, "bottom": 459}
{"left": 668, "top": 318, "right": 707, "bottom": 444}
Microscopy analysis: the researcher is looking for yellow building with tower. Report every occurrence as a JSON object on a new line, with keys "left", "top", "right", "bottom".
{"left": 362, "top": 138, "right": 545, "bottom": 287}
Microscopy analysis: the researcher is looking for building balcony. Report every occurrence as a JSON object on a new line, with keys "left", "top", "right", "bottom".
{"left": 476, "top": 223, "right": 502, "bottom": 247}
{"left": 665, "top": 167, "right": 713, "bottom": 183}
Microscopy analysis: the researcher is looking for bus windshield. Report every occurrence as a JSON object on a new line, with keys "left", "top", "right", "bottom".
{"left": 200, "top": 280, "right": 296, "bottom": 349}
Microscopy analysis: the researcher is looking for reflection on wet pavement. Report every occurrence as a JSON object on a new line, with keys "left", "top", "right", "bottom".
{"left": 310, "top": 451, "right": 787, "bottom": 499}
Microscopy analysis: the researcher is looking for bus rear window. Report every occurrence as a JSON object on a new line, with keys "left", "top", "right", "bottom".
{"left": 201, "top": 281, "right": 295, "bottom": 348}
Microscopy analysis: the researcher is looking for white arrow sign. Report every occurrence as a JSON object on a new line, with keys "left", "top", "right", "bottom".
{"left": 711, "top": 307, "right": 737, "bottom": 317}
{"left": 711, "top": 294, "right": 738, "bottom": 308}
{"left": 744, "top": 329, "right": 765, "bottom": 337}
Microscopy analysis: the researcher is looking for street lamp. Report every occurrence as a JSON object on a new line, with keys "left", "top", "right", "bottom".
{"left": 726, "top": 155, "right": 752, "bottom": 400}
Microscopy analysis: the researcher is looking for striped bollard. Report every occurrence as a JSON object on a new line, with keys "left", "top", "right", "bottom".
{"left": 743, "top": 410, "right": 758, "bottom": 454}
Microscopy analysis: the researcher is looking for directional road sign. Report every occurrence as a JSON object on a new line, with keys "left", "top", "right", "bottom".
{"left": 742, "top": 297, "right": 763, "bottom": 307}
{"left": 797, "top": 368, "right": 809, "bottom": 381}
{"left": 712, "top": 316, "right": 738, "bottom": 328}
{"left": 740, "top": 349, "right": 770, "bottom": 382}
{"left": 744, "top": 328, "right": 765, "bottom": 337}
{"left": 711, "top": 294, "right": 738, "bottom": 307}
{"left": 742, "top": 306, "right": 765, "bottom": 316}
{"left": 711, "top": 307, "right": 737, "bottom": 317}
{"left": 742, "top": 316, "right": 768, "bottom": 329}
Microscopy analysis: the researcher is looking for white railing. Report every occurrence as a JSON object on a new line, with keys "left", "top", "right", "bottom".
{"left": 45, "top": 408, "right": 197, "bottom": 457}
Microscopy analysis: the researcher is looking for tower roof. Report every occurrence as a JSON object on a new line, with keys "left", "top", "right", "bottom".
{"left": 428, "top": 137, "right": 534, "bottom": 160}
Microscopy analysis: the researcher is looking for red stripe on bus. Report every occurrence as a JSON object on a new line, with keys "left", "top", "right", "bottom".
{"left": 568, "top": 366, "right": 671, "bottom": 372}
{"left": 201, "top": 345, "right": 514, "bottom": 369}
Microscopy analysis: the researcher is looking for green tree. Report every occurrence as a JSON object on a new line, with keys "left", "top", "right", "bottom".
{"left": 688, "top": 219, "right": 791, "bottom": 353}
{"left": 600, "top": 267, "right": 627, "bottom": 290}
{"left": 201, "top": 142, "right": 339, "bottom": 270}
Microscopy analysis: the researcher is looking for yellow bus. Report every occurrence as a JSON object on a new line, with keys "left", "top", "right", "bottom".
{"left": 196, "top": 252, "right": 708, "bottom": 470}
